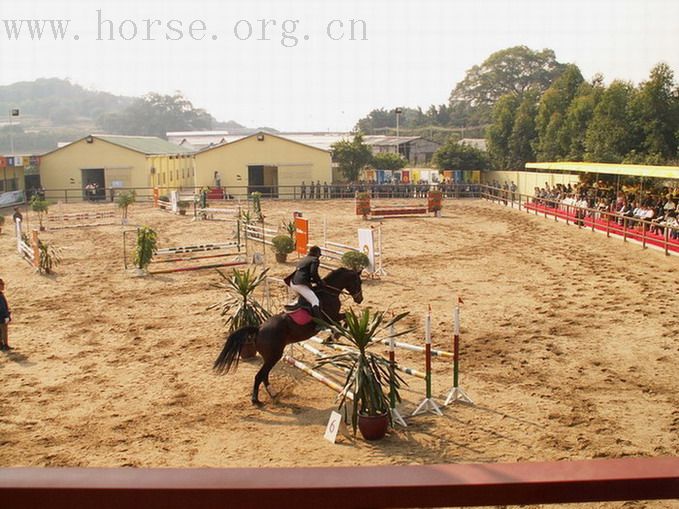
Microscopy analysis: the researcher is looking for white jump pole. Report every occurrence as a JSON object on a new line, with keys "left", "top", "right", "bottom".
{"left": 412, "top": 306, "right": 443, "bottom": 417}
{"left": 445, "top": 296, "right": 474, "bottom": 405}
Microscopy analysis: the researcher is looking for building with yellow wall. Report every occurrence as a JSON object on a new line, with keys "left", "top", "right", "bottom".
{"left": 194, "top": 132, "right": 332, "bottom": 199}
{"left": 39, "top": 135, "right": 194, "bottom": 201}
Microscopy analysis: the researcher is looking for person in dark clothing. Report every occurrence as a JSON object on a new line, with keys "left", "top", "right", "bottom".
{"left": 0, "top": 278, "right": 11, "bottom": 351}
{"left": 286, "top": 246, "right": 323, "bottom": 321}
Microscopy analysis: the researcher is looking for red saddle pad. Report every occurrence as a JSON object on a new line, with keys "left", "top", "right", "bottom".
{"left": 287, "top": 308, "right": 312, "bottom": 325}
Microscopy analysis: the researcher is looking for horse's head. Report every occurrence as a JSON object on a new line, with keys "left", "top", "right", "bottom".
{"left": 343, "top": 268, "right": 364, "bottom": 304}
{"left": 324, "top": 268, "right": 363, "bottom": 304}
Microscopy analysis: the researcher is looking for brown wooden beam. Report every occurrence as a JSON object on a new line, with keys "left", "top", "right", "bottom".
{"left": 1, "top": 457, "right": 677, "bottom": 508}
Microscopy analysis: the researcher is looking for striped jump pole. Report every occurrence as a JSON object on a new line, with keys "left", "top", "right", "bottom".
{"left": 445, "top": 296, "right": 474, "bottom": 406}
{"left": 412, "top": 306, "right": 442, "bottom": 417}
{"left": 388, "top": 324, "right": 408, "bottom": 427}
{"left": 377, "top": 338, "right": 453, "bottom": 358}
{"left": 283, "top": 355, "right": 354, "bottom": 401}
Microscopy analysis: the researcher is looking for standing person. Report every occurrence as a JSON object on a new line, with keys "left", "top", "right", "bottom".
{"left": 285, "top": 246, "right": 324, "bottom": 323}
{"left": 213, "top": 171, "right": 222, "bottom": 189}
{"left": 323, "top": 181, "right": 329, "bottom": 199}
{"left": 0, "top": 278, "right": 11, "bottom": 351}
{"left": 315, "top": 180, "right": 321, "bottom": 200}
{"left": 12, "top": 207, "right": 23, "bottom": 224}
{"left": 300, "top": 181, "right": 307, "bottom": 200}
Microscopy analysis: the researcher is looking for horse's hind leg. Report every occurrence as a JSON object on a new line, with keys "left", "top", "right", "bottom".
{"left": 252, "top": 349, "right": 283, "bottom": 405}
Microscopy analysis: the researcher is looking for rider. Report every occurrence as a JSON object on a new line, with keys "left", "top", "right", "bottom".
{"left": 287, "top": 245, "right": 324, "bottom": 322}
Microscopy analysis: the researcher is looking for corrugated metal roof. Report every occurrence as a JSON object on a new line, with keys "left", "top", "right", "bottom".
{"left": 525, "top": 161, "right": 679, "bottom": 180}
{"left": 363, "top": 135, "right": 421, "bottom": 146}
{"left": 96, "top": 135, "right": 194, "bottom": 155}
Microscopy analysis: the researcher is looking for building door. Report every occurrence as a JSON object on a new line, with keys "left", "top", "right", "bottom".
{"left": 248, "top": 165, "right": 264, "bottom": 195}
{"left": 82, "top": 168, "right": 106, "bottom": 201}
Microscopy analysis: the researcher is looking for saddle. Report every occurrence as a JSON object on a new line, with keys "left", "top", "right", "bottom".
{"left": 284, "top": 296, "right": 315, "bottom": 325}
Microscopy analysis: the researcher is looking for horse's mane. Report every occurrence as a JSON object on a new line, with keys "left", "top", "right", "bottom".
{"left": 322, "top": 267, "right": 354, "bottom": 286}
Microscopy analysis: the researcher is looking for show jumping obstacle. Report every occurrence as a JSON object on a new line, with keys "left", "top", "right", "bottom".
{"left": 444, "top": 296, "right": 474, "bottom": 405}
{"left": 15, "top": 219, "right": 39, "bottom": 270}
{"left": 49, "top": 206, "right": 119, "bottom": 229}
{"left": 153, "top": 189, "right": 195, "bottom": 214}
{"left": 283, "top": 354, "right": 354, "bottom": 401}
{"left": 148, "top": 239, "right": 246, "bottom": 275}
{"left": 297, "top": 216, "right": 386, "bottom": 277}
{"left": 356, "top": 190, "right": 443, "bottom": 219}
{"left": 298, "top": 301, "right": 473, "bottom": 425}
{"left": 411, "top": 307, "right": 443, "bottom": 416}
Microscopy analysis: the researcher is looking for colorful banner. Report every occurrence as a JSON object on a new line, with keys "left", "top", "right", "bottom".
{"left": 294, "top": 217, "right": 309, "bottom": 256}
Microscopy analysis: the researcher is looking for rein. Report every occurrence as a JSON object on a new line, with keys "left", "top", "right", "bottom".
{"left": 321, "top": 283, "right": 362, "bottom": 301}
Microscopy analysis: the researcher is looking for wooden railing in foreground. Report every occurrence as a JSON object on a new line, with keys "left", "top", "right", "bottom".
{"left": 1, "top": 457, "right": 677, "bottom": 508}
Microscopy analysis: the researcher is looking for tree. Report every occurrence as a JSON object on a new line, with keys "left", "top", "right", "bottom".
{"left": 486, "top": 94, "right": 521, "bottom": 169}
{"left": 371, "top": 152, "right": 407, "bottom": 171}
{"left": 509, "top": 91, "right": 539, "bottom": 168}
{"left": 331, "top": 134, "right": 373, "bottom": 182}
{"left": 432, "top": 138, "right": 489, "bottom": 171}
{"left": 450, "top": 46, "right": 566, "bottom": 108}
{"left": 628, "top": 63, "right": 679, "bottom": 162}
{"left": 98, "top": 92, "right": 214, "bottom": 137}
{"left": 534, "top": 64, "right": 584, "bottom": 161}
{"left": 560, "top": 76, "right": 604, "bottom": 161}
{"left": 584, "top": 81, "right": 638, "bottom": 162}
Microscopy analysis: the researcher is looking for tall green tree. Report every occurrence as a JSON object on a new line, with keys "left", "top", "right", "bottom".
{"left": 534, "top": 64, "right": 584, "bottom": 161}
{"left": 331, "top": 133, "right": 373, "bottom": 182}
{"left": 560, "top": 76, "right": 605, "bottom": 161}
{"left": 628, "top": 63, "right": 679, "bottom": 162}
{"left": 98, "top": 92, "right": 214, "bottom": 137}
{"left": 486, "top": 94, "right": 521, "bottom": 169}
{"left": 584, "top": 81, "right": 637, "bottom": 162}
{"left": 509, "top": 91, "right": 539, "bottom": 168}
{"left": 371, "top": 152, "right": 407, "bottom": 171}
{"left": 450, "top": 46, "right": 566, "bottom": 108}
{"left": 432, "top": 139, "right": 489, "bottom": 170}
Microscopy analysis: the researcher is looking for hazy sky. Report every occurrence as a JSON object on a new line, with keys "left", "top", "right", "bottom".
{"left": 3, "top": 0, "right": 679, "bottom": 131}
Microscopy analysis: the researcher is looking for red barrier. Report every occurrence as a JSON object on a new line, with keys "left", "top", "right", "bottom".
{"left": 1, "top": 457, "right": 677, "bottom": 508}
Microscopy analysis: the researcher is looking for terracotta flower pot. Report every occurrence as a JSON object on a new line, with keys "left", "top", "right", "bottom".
{"left": 275, "top": 252, "right": 288, "bottom": 263}
{"left": 358, "top": 411, "right": 389, "bottom": 441}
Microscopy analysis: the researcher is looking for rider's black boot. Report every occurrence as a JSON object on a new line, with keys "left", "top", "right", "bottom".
{"left": 311, "top": 305, "right": 324, "bottom": 331}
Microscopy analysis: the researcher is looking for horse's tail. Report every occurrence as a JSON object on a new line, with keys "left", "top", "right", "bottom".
{"left": 213, "top": 326, "right": 259, "bottom": 375}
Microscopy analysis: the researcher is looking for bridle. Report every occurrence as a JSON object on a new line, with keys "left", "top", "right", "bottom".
{"left": 321, "top": 277, "right": 362, "bottom": 301}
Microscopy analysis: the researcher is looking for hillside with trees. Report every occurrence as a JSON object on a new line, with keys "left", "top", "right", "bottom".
{"left": 0, "top": 78, "right": 247, "bottom": 153}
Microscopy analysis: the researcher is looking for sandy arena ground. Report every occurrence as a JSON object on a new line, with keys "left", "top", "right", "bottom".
{"left": 1, "top": 198, "right": 677, "bottom": 507}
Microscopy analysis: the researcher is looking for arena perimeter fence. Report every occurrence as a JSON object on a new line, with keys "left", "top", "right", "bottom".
{"left": 479, "top": 185, "right": 679, "bottom": 256}
{"left": 0, "top": 457, "right": 677, "bottom": 508}
{"left": 33, "top": 183, "right": 482, "bottom": 204}
{"left": 21, "top": 183, "right": 679, "bottom": 255}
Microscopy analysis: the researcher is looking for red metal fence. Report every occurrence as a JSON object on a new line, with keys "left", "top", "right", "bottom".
{"left": 1, "top": 457, "right": 678, "bottom": 508}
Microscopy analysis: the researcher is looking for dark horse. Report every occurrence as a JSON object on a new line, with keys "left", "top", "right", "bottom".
{"left": 213, "top": 267, "right": 363, "bottom": 405}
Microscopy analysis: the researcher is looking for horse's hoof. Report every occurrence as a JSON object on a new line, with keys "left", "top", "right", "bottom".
{"left": 252, "top": 399, "right": 264, "bottom": 407}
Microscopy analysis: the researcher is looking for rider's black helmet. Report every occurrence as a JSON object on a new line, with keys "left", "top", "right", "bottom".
{"left": 308, "top": 245, "right": 321, "bottom": 257}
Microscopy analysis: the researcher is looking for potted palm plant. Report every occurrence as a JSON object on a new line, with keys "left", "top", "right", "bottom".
{"left": 133, "top": 226, "right": 158, "bottom": 276}
{"left": 271, "top": 234, "right": 295, "bottom": 263}
{"left": 317, "top": 309, "right": 409, "bottom": 440}
{"left": 209, "top": 267, "right": 271, "bottom": 359}
{"left": 116, "top": 190, "right": 135, "bottom": 225}
{"left": 37, "top": 240, "right": 62, "bottom": 275}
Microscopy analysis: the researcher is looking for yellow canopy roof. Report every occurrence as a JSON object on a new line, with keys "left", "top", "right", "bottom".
{"left": 525, "top": 161, "right": 679, "bottom": 180}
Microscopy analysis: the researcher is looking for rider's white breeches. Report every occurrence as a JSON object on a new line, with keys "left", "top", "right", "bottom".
{"left": 289, "top": 283, "right": 320, "bottom": 307}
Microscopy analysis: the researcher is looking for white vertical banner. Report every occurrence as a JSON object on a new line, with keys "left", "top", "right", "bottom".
{"left": 170, "top": 190, "right": 179, "bottom": 213}
{"left": 358, "top": 228, "right": 375, "bottom": 274}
